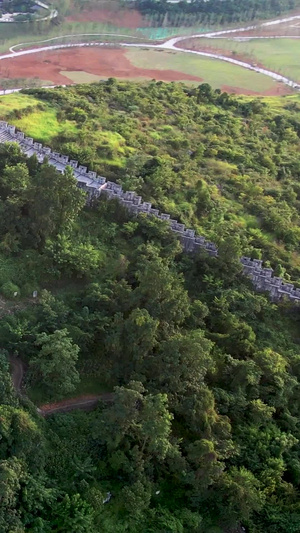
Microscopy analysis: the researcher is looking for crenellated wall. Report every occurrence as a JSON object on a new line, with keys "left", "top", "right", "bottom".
{"left": 0, "top": 121, "right": 299, "bottom": 303}
{"left": 241, "top": 257, "right": 300, "bottom": 302}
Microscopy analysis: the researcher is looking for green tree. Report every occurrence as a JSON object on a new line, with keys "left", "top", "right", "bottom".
{"left": 51, "top": 494, "right": 95, "bottom": 533}
{"left": 133, "top": 255, "right": 190, "bottom": 327}
{"left": 30, "top": 329, "right": 80, "bottom": 397}
{"left": 96, "top": 382, "right": 178, "bottom": 477}
{"left": 29, "top": 164, "right": 85, "bottom": 249}
{"left": 0, "top": 351, "right": 17, "bottom": 406}
{"left": 0, "top": 163, "right": 30, "bottom": 200}
{"left": 104, "top": 308, "right": 159, "bottom": 381}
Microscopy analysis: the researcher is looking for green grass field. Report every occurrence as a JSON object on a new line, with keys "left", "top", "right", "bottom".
{"left": 126, "top": 48, "right": 282, "bottom": 92}
{"left": 196, "top": 38, "right": 300, "bottom": 82}
{"left": 0, "top": 21, "right": 142, "bottom": 53}
{"left": 0, "top": 93, "right": 78, "bottom": 142}
{"left": 60, "top": 70, "right": 107, "bottom": 84}
{"left": 0, "top": 92, "right": 39, "bottom": 112}
{"left": 13, "top": 109, "right": 77, "bottom": 143}
{"left": 60, "top": 67, "right": 201, "bottom": 86}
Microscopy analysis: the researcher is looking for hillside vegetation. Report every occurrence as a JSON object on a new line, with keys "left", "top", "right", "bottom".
{"left": 3, "top": 83, "right": 300, "bottom": 278}
{"left": 1, "top": 82, "right": 300, "bottom": 532}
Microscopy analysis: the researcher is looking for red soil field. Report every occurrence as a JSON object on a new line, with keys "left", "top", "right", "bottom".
{"left": 221, "top": 84, "right": 292, "bottom": 96}
{"left": 0, "top": 47, "right": 204, "bottom": 85}
{"left": 67, "top": 7, "right": 146, "bottom": 28}
{"left": 0, "top": 46, "right": 292, "bottom": 95}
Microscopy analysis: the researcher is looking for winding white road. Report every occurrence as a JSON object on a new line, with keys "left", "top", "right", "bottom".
{"left": 9, "top": 33, "right": 141, "bottom": 53}
{"left": 0, "top": 13, "right": 299, "bottom": 93}
{"left": 163, "top": 14, "right": 300, "bottom": 47}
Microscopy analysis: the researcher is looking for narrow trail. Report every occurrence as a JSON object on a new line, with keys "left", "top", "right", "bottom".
{"left": 9, "top": 355, "right": 24, "bottom": 391}
{"left": 9, "top": 33, "right": 141, "bottom": 53}
{"left": 8, "top": 355, "right": 112, "bottom": 416}
{"left": 40, "top": 393, "right": 113, "bottom": 417}
{"left": 0, "top": 12, "right": 300, "bottom": 92}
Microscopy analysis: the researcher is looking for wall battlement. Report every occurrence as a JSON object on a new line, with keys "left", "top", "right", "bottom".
{"left": 0, "top": 121, "right": 299, "bottom": 303}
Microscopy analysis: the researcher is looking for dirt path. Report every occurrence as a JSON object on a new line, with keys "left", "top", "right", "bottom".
{"left": 9, "top": 355, "right": 24, "bottom": 391}
{"left": 8, "top": 355, "right": 113, "bottom": 416}
{"left": 39, "top": 393, "right": 114, "bottom": 417}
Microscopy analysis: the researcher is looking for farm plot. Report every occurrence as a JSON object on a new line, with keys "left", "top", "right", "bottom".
{"left": 125, "top": 48, "right": 292, "bottom": 94}
{"left": 0, "top": 47, "right": 204, "bottom": 86}
{"left": 180, "top": 38, "right": 300, "bottom": 82}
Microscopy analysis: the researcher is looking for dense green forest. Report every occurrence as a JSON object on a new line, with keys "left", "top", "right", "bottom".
{"left": 136, "top": 0, "right": 300, "bottom": 25}
{"left": 1, "top": 82, "right": 300, "bottom": 532}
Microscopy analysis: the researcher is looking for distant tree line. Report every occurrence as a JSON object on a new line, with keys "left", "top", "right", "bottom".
{"left": 136, "top": 0, "right": 300, "bottom": 26}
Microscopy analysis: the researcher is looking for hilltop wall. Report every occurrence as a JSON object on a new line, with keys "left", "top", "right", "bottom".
{"left": 0, "top": 120, "right": 299, "bottom": 303}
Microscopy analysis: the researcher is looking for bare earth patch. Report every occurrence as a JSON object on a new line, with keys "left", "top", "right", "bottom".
{"left": 39, "top": 393, "right": 114, "bottom": 416}
{"left": 66, "top": 7, "right": 146, "bottom": 28}
{"left": 0, "top": 47, "right": 204, "bottom": 85}
{"left": 221, "top": 84, "right": 292, "bottom": 96}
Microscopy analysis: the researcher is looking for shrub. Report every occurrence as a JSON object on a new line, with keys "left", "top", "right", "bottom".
{"left": 1, "top": 281, "right": 20, "bottom": 299}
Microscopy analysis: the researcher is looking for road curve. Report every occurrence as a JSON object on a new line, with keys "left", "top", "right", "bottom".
{"left": 9, "top": 33, "right": 141, "bottom": 53}
{"left": 162, "top": 14, "right": 300, "bottom": 47}
{"left": 0, "top": 39, "right": 299, "bottom": 91}
{"left": 160, "top": 45, "right": 300, "bottom": 89}
{"left": 160, "top": 13, "right": 300, "bottom": 89}
{"left": 0, "top": 0, "right": 57, "bottom": 24}
{"left": 8, "top": 355, "right": 113, "bottom": 416}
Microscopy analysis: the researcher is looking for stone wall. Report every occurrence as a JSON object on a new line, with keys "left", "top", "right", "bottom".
{"left": 0, "top": 121, "right": 299, "bottom": 303}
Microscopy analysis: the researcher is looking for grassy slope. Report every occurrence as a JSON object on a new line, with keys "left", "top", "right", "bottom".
{"left": 14, "top": 108, "right": 78, "bottom": 142}
{"left": 196, "top": 38, "right": 300, "bottom": 81}
{"left": 2, "top": 89, "right": 300, "bottom": 269}
{"left": 0, "top": 93, "right": 78, "bottom": 142}
{"left": 0, "top": 93, "right": 132, "bottom": 164}
{"left": 125, "top": 48, "right": 280, "bottom": 91}
{"left": 60, "top": 70, "right": 107, "bottom": 83}
{"left": 0, "top": 92, "right": 38, "bottom": 111}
